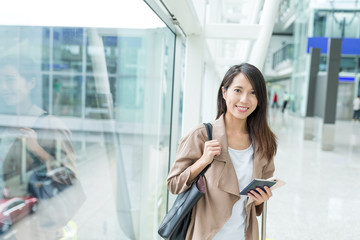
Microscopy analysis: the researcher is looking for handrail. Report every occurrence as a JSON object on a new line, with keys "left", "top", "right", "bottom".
{"left": 272, "top": 43, "right": 294, "bottom": 69}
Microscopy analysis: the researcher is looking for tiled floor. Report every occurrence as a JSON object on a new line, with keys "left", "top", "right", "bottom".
{"left": 265, "top": 110, "right": 360, "bottom": 240}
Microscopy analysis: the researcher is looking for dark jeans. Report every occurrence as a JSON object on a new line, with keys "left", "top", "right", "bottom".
{"left": 272, "top": 102, "right": 279, "bottom": 109}
{"left": 282, "top": 101, "right": 288, "bottom": 113}
{"left": 353, "top": 110, "right": 360, "bottom": 120}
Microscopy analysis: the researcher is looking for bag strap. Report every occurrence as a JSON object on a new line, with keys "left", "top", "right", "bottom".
{"left": 204, "top": 122, "right": 213, "bottom": 141}
{"left": 199, "top": 123, "right": 213, "bottom": 177}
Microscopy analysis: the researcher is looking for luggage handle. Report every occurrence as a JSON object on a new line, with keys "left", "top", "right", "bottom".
{"left": 261, "top": 201, "right": 267, "bottom": 240}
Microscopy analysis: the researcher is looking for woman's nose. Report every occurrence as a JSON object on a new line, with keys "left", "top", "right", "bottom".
{"left": 239, "top": 93, "right": 249, "bottom": 102}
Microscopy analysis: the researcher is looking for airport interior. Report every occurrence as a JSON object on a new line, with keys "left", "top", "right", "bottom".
{"left": 0, "top": 0, "right": 359, "bottom": 239}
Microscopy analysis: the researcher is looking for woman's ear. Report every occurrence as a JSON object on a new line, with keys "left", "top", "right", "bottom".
{"left": 222, "top": 87, "right": 227, "bottom": 100}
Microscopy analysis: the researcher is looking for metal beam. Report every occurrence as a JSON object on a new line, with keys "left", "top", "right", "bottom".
{"left": 160, "top": 0, "right": 202, "bottom": 35}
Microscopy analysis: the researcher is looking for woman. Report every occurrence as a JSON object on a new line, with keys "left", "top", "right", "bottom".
{"left": 167, "top": 63, "right": 277, "bottom": 240}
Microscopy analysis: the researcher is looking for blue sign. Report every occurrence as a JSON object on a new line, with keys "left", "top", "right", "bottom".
{"left": 307, "top": 37, "right": 360, "bottom": 55}
{"left": 339, "top": 76, "right": 355, "bottom": 82}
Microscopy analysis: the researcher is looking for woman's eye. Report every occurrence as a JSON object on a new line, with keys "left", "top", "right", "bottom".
{"left": 234, "top": 89, "right": 241, "bottom": 93}
{"left": 251, "top": 91, "right": 256, "bottom": 95}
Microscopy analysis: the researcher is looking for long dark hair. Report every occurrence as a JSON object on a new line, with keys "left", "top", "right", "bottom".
{"left": 216, "top": 63, "right": 277, "bottom": 160}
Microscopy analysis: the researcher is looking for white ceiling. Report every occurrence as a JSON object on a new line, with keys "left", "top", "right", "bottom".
{"left": 205, "top": 0, "right": 264, "bottom": 75}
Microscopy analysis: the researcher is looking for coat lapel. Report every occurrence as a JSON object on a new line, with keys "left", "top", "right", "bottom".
{"left": 211, "top": 115, "right": 268, "bottom": 199}
{"left": 211, "top": 115, "right": 240, "bottom": 197}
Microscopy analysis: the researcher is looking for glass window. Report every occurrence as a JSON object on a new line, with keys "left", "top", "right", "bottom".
{"left": 319, "top": 56, "right": 357, "bottom": 73}
{"left": 41, "top": 75, "right": 51, "bottom": 113}
{"left": 314, "top": 10, "right": 360, "bottom": 38}
{"left": 42, "top": 28, "right": 51, "bottom": 71}
{"left": 53, "top": 75, "right": 82, "bottom": 117}
{"left": 319, "top": 55, "right": 327, "bottom": 72}
{"left": 7, "top": 202, "right": 17, "bottom": 210}
{"left": 329, "top": 11, "right": 359, "bottom": 38}
{"left": 53, "top": 28, "right": 83, "bottom": 73}
{"left": 0, "top": 2, "right": 176, "bottom": 239}
{"left": 340, "top": 57, "right": 356, "bottom": 72}
{"left": 314, "top": 10, "right": 327, "bottom": 37}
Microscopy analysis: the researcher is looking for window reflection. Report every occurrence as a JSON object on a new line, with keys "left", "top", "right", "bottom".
{"left": 52, "top": 75, "right": 82, "bottom": 117}
{"left": 85, "top": 76, "right": 115, "bottom": 119}
{"left": 314, "top": 10, "right": 360, "bottom": 38}
{"left": 0, "top": 56, "right": 85, "bottom": 239}
{"left": 53, "top": 28, "right": 83, "bottom": 73}
{"left": 0, "top": 22, "right": 175, "bottom": 239}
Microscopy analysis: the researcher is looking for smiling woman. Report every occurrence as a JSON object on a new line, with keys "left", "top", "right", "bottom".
{"left": 167, "top": 63, "right": 277, "bottom": 240}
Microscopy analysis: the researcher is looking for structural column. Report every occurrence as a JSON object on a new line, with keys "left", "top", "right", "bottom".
{"left": 304, "top": 48, "right": 321, "bottom": 140}
{"left": 249, "top": 0, "right": 281, "bottom": 71}
{"left": 182, "top": 35, "right": 204, "bottom": 135}
{"left": 322, "top": 38, "right": 342, "bottom": 150}
{"left": 201, "top": 63, "right": 219, "bottom": 123}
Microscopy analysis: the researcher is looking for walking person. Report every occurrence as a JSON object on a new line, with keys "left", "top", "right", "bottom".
{"left": 282, "top": 91, "right": 289, "bottom": 113}
{"left": 353, "top": 95, "right": 360, "bottom": 121}
{"left": 167, "top": 63, "right": 277, "bottom": 240}
{"left": 271, "top": 92, "right": 279, "bottom": 109}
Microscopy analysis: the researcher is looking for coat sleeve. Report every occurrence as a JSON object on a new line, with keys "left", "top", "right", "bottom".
{"left": 167, "top": 125, "right": 206, "bottom": 195}
{"left": 255, "top": 156, "right": 275, "bottom": 216}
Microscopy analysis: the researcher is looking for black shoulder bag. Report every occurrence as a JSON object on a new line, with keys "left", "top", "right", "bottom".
{"left": 158, "top": 123, "right": 213, "bottom": 240}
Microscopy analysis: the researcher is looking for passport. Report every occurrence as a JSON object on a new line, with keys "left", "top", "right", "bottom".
{"left": 239, "top": 178, "right": 277, "bottom": 195}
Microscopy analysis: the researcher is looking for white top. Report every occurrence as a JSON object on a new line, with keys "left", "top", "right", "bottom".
{"left": 353, "top": 97, "right": 360, "bottom": 110}
{"left": 213, "top": 145, "right": 254, "bottom": 240}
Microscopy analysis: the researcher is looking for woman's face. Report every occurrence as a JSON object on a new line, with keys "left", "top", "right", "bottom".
{"left": 222, "top": 73, "right": 258, "bottom": 121}
{"left": 0, "top": 65, "right": 34, "bottom": 105}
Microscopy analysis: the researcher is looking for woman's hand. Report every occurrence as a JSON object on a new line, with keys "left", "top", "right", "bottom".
{"left": 20, "top": 127, "right": 41, "bottom": 153}
{"left": 201, "top": 140, "right": 221, "bottom": 165}
{"left": 19, "top": 127, "right": 54, "bottom": 163}
{"left": 187, "top": 139, "right": 221, "bottom": 185}
{"left": 247, "top": 186, "right": 273, "bottom": 206}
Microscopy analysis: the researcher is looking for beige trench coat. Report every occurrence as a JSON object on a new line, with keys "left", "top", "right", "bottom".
{"left": 167, "top": 115, "right": 275, "bottom": 240}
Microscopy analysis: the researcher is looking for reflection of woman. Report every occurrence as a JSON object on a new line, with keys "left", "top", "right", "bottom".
{"left": 167, "top": 64, "right": 277, "bottom": 240}
{"left": 0, "top": 56, "right": 80, "bottom": 238}
{"left": 0, "top": 57, "right": 76, "bottom": 190}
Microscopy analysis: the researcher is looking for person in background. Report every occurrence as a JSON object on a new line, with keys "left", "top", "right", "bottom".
{"left": 271, "top": 92, "right": 279, "bottom": 109}
{"left": 167, "top": 63, "right": 277, "bottom": 240}
{"left": 282, "top": 91, "right": 290, "bottom": 113}
{"left": 353, "top": 95, "right": 360, "bottom": 121}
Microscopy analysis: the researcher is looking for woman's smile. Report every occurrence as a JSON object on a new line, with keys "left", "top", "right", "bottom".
{"left": 235, "top": 105, "right": 249, "bottom": 112}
